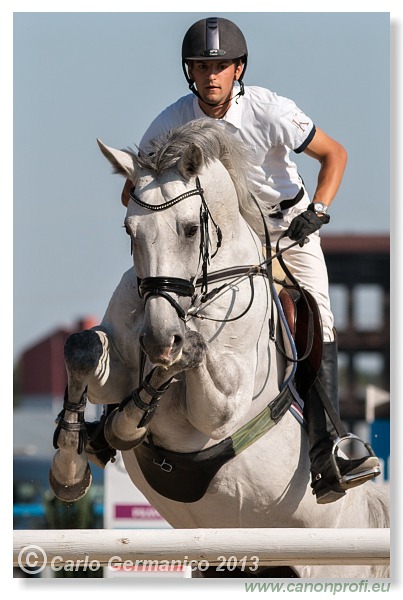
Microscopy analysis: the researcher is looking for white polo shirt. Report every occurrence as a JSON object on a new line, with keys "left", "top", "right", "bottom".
{"left": 140, "top": 84, "right": 316, "bottom": 209}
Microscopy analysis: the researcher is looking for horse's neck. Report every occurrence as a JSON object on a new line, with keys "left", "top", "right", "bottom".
{"left": 213, "top": 217, "right": 264, "bottom": 270}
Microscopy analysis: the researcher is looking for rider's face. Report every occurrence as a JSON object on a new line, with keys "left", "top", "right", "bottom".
{"left": 187, "top": 60, "right": 243, "bottom": 111}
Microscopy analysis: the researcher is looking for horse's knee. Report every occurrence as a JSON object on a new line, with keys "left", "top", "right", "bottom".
{"left": 64, "top": 329, "right": 104, "bottom": 374}
{"left": 104, "top": 406, "right": 148, "bottom": 451}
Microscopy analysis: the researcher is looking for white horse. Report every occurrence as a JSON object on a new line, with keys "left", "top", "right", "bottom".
{"left": 50, "top": 120, "right": 389, "bottom": 578}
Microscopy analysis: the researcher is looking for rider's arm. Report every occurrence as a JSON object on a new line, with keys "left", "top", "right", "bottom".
{"left": 303, "top": 127, "right": 347, "bottom": 210}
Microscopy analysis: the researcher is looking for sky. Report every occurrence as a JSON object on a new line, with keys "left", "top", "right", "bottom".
{"left": 8, "top": 5, "right": 393, "bottom": 364}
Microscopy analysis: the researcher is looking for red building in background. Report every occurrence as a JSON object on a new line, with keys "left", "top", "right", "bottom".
{"left": 19, "top": 317, "right": 98, "bottom": 408}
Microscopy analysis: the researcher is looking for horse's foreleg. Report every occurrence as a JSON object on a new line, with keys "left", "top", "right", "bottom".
{"left": 49, "top": 330, "right": 105, "bottom": 501}
{"left": 104, "top": 329, "right": 207, "bottom": 450}
{"left": 104, "top": 369, "right": 172, "bottom": 451}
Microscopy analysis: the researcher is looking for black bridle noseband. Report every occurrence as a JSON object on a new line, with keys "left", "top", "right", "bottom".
{"left": 130, "top": 176, "right": 222, "bottom": 320}
{"left": 138, "top": 276, "right": 195, "bottom": 321}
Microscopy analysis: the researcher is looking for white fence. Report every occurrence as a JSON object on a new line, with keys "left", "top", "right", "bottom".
{"left": 14, "top": 528, "right": 390, "bottom": 567}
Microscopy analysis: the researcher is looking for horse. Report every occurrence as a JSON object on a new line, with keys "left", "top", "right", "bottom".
{"left": 49, "top": 119, "right": 389, "bottom": 578}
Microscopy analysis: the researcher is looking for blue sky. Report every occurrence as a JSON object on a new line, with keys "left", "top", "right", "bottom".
{"left": 9, "top": 6, "right": 392, "bottom": 362}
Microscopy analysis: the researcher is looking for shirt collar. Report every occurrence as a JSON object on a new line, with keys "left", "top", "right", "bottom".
{"left": 192, "top": 83, "right": 243, "bottom": 130}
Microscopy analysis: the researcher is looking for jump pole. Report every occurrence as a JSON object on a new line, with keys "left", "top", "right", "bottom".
{"left": 14, "top": 528, "right": 390, "bottom": 567}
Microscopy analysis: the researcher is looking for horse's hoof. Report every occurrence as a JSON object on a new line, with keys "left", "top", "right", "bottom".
{"left": 104, "top": 407, "right": 147, "bottom": 451}
{"left": 49, "top": 463, "right": 92, "bottom": 502}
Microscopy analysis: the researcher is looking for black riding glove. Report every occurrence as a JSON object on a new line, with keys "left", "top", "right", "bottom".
{"left": 286, "top": 207, "right": 330, "bottom": 246}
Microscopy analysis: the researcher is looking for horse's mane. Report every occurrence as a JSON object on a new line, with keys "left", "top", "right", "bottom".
{"left": 133, "top": 119, "right": 266, "bottom": 235}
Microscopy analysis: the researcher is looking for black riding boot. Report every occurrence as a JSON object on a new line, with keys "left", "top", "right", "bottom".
{"left": 305, "top": 340, "right": 381, "bottom": 504}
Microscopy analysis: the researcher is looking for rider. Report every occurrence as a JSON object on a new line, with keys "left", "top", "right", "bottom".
{"left": 122, "top": 17, "right": 381, "bottom": 504}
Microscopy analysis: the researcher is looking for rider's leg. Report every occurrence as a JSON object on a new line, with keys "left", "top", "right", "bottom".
{"left": 269, "top": 203, "right": 380, "bottom": 503}
{"left": 305, "top": 337, "right": 381, "bottom": 504}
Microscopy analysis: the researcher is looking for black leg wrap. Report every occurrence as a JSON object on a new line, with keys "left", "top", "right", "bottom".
{"left": 84, "top": 406, "right": 118, "bottom": 468}
{"left": 119, "top": 368, "right": 173, "bottom": 428}
{"left": 53, "top": 387, "right": 88, "bottom": 454}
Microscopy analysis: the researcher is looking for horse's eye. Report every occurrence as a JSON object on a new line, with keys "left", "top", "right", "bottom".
{"left": 185, "top": 225, "right": 199, "bottom": 238}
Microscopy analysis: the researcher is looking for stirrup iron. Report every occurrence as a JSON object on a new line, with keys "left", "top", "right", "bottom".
{"left": 330, "top": 434, "right": 381, "bottom": 487}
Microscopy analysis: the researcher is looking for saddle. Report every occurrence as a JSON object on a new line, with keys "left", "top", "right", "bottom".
{"left": 278, "top": 284, "right": 323, "bottom": 397}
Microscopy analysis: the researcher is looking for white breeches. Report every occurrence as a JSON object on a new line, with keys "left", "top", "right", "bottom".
{"left": 268, "top": 193, "right": 335, "bottom": 343}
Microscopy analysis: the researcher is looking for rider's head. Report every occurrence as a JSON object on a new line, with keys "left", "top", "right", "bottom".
{"left": 182, "top": 17, "right": 248, "bottom": 105}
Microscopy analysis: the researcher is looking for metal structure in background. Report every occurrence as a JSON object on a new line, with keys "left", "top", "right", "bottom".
{"left": 321, "top": 235, "right": 390, "bottom": 420}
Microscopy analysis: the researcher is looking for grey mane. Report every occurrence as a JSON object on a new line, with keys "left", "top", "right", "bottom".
{"left": 132, "top": 119, "right": 266, "bottom": 235}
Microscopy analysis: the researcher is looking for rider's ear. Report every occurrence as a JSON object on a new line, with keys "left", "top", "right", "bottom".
{"left": 186, "top": 60, "right": 194, "bottom": 83}
{"left": 177, "top": 143, "right": 204, "bottom": 179}
{"left": 234, "top": 61, "right": 243, "bottom": 81}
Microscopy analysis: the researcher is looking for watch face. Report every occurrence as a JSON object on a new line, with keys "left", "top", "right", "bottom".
{"left": 314, "top": 202, "right": 327, "bottom": 213}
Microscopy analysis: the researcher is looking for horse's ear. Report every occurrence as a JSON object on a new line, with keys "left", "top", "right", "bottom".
{"left": 177, "top": 143, "right": 204, "bottom": 179}
{"left": 97, "top": 139, "right": 140, "bottom": 181}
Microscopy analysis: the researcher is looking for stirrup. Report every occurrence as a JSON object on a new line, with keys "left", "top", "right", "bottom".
{"left": 330, "top": 434, "right": 381, "bottom": 489}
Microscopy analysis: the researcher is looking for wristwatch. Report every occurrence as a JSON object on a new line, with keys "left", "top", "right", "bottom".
{"left": 310, "top": 201, "right": 328, "bottom": 215}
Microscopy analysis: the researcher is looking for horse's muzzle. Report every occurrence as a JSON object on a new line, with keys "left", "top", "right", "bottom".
{"left": 139, "top": 331, "right": 184, "bottom": 367}
{"left": 138, "top": 275, "right": 194, "bottom": 365}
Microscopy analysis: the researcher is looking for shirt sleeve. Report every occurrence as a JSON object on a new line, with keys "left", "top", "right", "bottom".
{"left": 275, "top": 96, "right": 315, "bottom": 153}
{"left": 139, "top": 95, "right": 195, "bottom": 153}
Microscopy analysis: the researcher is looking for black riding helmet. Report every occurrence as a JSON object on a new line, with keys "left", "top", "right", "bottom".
{"left": 182, "top": 17, "right": 248, "bottom": 104}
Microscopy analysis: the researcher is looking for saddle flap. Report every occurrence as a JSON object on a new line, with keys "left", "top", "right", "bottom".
{"left": 294, "top": 287, "right": 323, "bottom": 397}
{"left": 278, "top": 284, "right": 323, "bottom": 397}
{"left": 279, "top": 287, "right": 300, "bottom": 338}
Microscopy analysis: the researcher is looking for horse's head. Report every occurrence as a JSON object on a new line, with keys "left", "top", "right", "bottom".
{"left": 98, "top": 120, "right": 257, "bottom": 367}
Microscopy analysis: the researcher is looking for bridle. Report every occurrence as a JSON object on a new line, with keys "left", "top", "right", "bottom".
{"left": 130, "top": 176, "right": 224, "bottom": 321}
{"left": 129, "top": 176, "right": 308, "bottom": 331}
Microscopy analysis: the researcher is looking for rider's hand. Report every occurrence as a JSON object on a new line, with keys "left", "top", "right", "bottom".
{"left": 286, "top": 209, "right": 330, "bottom": 246}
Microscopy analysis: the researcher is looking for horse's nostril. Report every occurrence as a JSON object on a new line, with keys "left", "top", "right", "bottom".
{"left": 173, "top": 334, "right": 183, "bottom": 348}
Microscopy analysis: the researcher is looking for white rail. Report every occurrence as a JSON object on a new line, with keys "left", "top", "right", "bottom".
{"left": 14, "top": 528, "right": 390, "bottom": 567}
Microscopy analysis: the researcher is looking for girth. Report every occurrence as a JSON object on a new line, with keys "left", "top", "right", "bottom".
{"left": 133, "top": 382, "right": 295, "bottom": 503}
{"left": 134, "top": 437, "right": 235, "bottom": 503}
